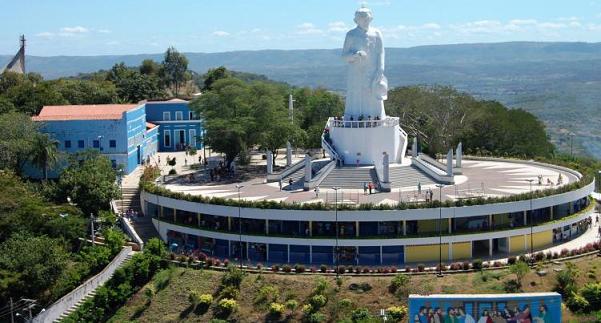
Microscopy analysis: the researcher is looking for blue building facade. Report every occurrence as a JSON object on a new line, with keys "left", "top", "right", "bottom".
{"left": 32, "top": 99, "right": 202, "bottom": 177}
{"left": 144, "top": 99, "right": 203, "bottom": 152}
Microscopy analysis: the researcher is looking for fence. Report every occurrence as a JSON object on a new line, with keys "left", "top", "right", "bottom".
{"left": 33, "top": 246, "right": 133, "bottom": 323}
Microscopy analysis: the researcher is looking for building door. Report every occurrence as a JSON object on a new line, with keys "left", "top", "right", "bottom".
{"left": 137, "top": 145, "right": 141, "bottom": 164}
{"left": 189, "top": 129, "right": 196, "bottom": 148}
{"left": 178, "top": 130, "right": 185, "bottom": 150}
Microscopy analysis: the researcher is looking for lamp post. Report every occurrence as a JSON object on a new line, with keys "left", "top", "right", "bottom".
{"left": 569, "top": 132, "right": 575, "bottom": 158}
{"left": 526, "top": 179, "right": 534, "bottom": 266}
{"left": 236, "top": 184, "right": 244, "bottom": 269}
{"left": 332, "top": 186, "right": 341, "bottom": 279}
{"left": 435, "top": 184, "right": 444, "bottom": 277}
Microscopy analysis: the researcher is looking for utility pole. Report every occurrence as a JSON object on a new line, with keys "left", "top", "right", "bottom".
{"left": 526, "top": 179, "right": 535, "bottom": 266}
{"left": 90, "top": 213, "right": 95, "bottom": 245}
{"left": 435, "top": 184, "right": 444, "bottom": 277}
{"left": 10, "top": 297, "right": 14, "bottom": 323}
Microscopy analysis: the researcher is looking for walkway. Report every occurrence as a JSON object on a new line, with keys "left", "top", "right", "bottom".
{"left": 33, "top": 247, "right": 134, "bottom": 323}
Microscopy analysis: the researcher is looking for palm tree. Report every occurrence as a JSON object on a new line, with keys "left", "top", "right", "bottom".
{"left": 30, "top": 133, "right": 59, "bottom": 180}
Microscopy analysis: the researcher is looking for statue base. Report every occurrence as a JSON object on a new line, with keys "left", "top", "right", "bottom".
{"left": 323, "top": 117, "right": 408, "bottom": 166}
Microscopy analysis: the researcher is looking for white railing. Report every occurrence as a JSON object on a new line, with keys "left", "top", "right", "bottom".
{"left": 266, "top": 158, "right": 306, "bottom": 183}
{"left": 33, "top": 246, "right": 133, "bottom": 323}
{"left": 328, "top": 116, "right": 400, "bottom": 128}
{"left": 321, "top": 135, "right": 341, "bottom": 162}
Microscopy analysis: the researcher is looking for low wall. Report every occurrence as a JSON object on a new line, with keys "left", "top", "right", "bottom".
{"left": 33, "top": 246, "right": 132, "bottom": 323}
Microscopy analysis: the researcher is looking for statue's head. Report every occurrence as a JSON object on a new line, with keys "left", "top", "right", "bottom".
{"left": 354, "top": 7, "right": 373, "bottom": 30}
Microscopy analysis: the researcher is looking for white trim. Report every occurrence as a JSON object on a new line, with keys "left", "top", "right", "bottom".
{"left": 189, "top": 129, "right": 196, "bottom": 147}
{"left": 141, "top": 181, "right": 594, "bottom": 222}
{"left": 152, "top": 120, "right": 203, "bottom": 124}
{"left": 163, "top": 130, "right": 171, "bottom": 147}
{"left": 162, "top": 111, "right": 171, "bottom": 121}
{"left": 175, "top": 111, "right": 183, "bottom": 121}
{"left": 152, "top": 208, "right": 592, "bottom": 247}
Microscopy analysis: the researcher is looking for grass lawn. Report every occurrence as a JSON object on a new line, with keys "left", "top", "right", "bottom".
{"left": 110, "top": 254, "right": 601, "bottom": 322}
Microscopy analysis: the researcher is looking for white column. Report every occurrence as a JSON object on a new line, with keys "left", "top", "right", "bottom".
{"left": 266, "top": 244, "right": 270, "bottom": 263}
{"left": 448, "top": 242, "right": 453, "bottom": 261}
{"left": 287, "top": 245, "right": 290, "bottom": 263}
{"left": 446, "top": 149, "right": 453, "bottom": 176}
{"left": 412, "top": 137, "right": 418, "bottom": 158}
{"left": 309, "top": 245, "right": 313, "bottom": 264}
{"left": 286, "top": 142, "right": 293, "bottom": 166}
{"left": 379, "top": 246, "right": 383, "bottom": 265}
{"left": 382, "top": 152, "right": 390, "bottom": 183}
{"left": 267, "top": 151, "right": 273, "bottom": 174}
{"left": 489, "top": 239, "right": 493, "bottom": 257}
{"left": 304, "top": 155, "right": 312, "bottom": 182}
{"left": 456, "top": 142, "right": 462, "bottom": 168}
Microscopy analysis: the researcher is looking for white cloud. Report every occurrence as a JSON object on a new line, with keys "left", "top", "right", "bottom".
{"left": 328, "top": 21, "right": 348, "bottom": 33}
{"left": 421, "top": 23, "right": 441, "bottom": 30}
{"left": 212, "top": 30, "right": 230, "bottom": 37}
{"left": 35, "top": 32, "right": 54, "bottom": 38}
{"left": 97, "top": 29, "right": 111, "bottom": 34}
{"left": 60, "top": 26, "right": 89, "bottom": 33}
{"left": 537, "top": 22, "right": 566, "bottom": 29}
{"left": 297, "top": 22, "right": 323, "bottom": 35}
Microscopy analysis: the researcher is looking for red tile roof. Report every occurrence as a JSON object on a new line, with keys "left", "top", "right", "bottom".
{"left": 32, "top": 104, "right": 140, "bottom": 121}
{"left": 146, "top": 122, "right": 157, "bottom": 129}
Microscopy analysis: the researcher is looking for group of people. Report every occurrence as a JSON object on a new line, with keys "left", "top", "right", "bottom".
{"left": 537, "top": 173, "right": 563, "bottom": 186}
{"left": 362, "top": 182, "right": 376, "bottom": 195}
{"left": 123, "top": 208, "right": 140, "bottom": 219}
{"left": 414, "top": 304, "right": 551, "bottom": 323}
{"left": 332, "top": 114, "right": 382, "bottom": 128}
{"left": 209, "top": 160, "right": 234, "bottom": 182}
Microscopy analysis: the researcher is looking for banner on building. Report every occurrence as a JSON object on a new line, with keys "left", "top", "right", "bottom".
{"left": 408, "top": 292, "right": 561, "bottom": 322}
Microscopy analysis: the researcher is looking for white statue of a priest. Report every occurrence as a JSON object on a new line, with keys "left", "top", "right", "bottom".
{"left": 341, "top": 7, "right": 388, "bottom": 120}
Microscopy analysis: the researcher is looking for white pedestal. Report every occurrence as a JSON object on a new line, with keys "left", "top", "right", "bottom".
{"left": 326, "top": 118, "right": 408, "bottom": 166}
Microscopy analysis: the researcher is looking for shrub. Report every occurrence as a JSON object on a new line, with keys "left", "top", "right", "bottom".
{"left": 216, "top": 298, "right": 238, "bottom": 316}
{"left": 271, "top": 264, "right": 280, "bottom": 272}
{"left": 199, "top": 294, "right": 213, "bottom": 307}
{"left": 219, "top": 285, "right": 239, "bottom": 299}
{"left": 351, "top": 307, "right": 372, "bottom": 322}
{"left": 221, "top": 266, "right": 245, "bottom": 288}
{"left": 493, "top": 261, "right": 503, "bottom": 268}
{"left": 310, "top": 266, "right": 317, "bottom": 273}
{"left": 580, "top": 282, "right": 601, "bottom": 311}
{"left": 223, "top": 258, "right": 229, "bottom": 267}
{"left": 302, "top": 304, "right": 313, "bottom": 315}
{"left": 555, "top": 262, "right": 579, "bottom": 297}
{"left": 255, "top": 285, "right": 279, "bottom": 304}
{"left": 197, "top": 252, "right": 207, "bottom": 261}
{"left": 282, "top": 264, "right": 292, "bottom": 273}
{"left": 535, "top": 252, "right": 545, "bottom": 262}
{"left": 507, "top": 256, "right": 517, "bottom": 265}
{"left": 566, "top": 291, "right": 590, "bottom": 313}
{"left": 168, "top": 168, "right": 177, "bottom": 175}
{"left": 417, "top": 264, "right": 425, "bottom": 272}
{"left": 462, "top": 261, "right": 470, "bottom": 270}
{"left": 295, "top": 264, "right": 305, "bottom": 273}
{"left": 389, "top": 274, "right": 410, "bottom": 294}
{"left": 205, "top": 257, "right": 214, "bottom": 267}
{"left": 310, "top": 294, "right": 327, "bottom": 309}
{"left": 189, "top": 291, "right": 202, "bottom": 305}
{"left": 449, "top": 263, "right": 461, "bottom": 271}
{"left": 552, "top": 252, "right": 559, "bottom": 259}
{"left": 312, "top": 277, "right": 329, "bottom": 296}
{"left": 504, "top": 279, "right": 521, "bottom": 293}
{"left": 320, "top": 264, "right": 328, "bottom": 273}
{"left": 307, "top": 312, "right": 326, "bottom": 323}
{"left": 387, "top": 305, "right": 408, "bottom": 322}
{"left": 339, "top": 298, "right": 353, "bottom": 308}
{"left": 337, "top": 266, "right": 346, "bottom": 275}
{"left": 561, "top": 248, "right": 569, "bottom": 257}
{"left": 285, "top": 299, "right": 298, "bottom": 311}
{"left": 362, "top": 267, "right": 370, "bottom": 273}
{"left": 269, "top": 302, "right": 286, "bottom": 317}
{"left": 472, "top": 259, "right": 483, "bottom": 270}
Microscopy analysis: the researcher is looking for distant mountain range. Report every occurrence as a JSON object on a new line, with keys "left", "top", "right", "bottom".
{"left": 2, "top": 41, "right": 601, "bottom": 159}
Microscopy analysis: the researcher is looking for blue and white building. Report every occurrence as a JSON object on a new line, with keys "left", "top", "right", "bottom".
{"left": 32, "top": 99, "right": 202, "bottom": 176}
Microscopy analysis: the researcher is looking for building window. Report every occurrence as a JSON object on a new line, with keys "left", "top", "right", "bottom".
{"left": 64, "top": 140, "right": 71, "bottom": 148}
{"left": 189, "top": 111, "right": 194, "bottom": 120}
{"left": 163, "top": 112, "right": 170, "bottom": 121}
{"left": 189, "top": 129, "right": 196, "bottom": 147}
{"left": 111, "top": 160, "right": 117, "bottom": 169}
{"left": 93, "top": 140, "right": 100, "bottom": 148}
{"left": 164, "top": 130, "right": 171, "bottom": 147}
{"left": 109, "top": 140, "right": 116, "bottom": 148}
{"left": 78, "top": 140, "right": 85, "bottom": 148}
{"left": 175, "top": 111, "right": 183, "bottom": 120}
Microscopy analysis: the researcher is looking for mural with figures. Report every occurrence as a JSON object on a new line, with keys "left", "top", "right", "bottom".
{"left": 408, "top": 293, "right": 560, "bottom": 323}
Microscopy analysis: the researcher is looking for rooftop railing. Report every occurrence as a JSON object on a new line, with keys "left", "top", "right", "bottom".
{"left": 328, "top": 116, "right": 400, "bottom": 128}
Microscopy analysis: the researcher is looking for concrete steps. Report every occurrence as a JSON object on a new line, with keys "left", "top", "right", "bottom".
{"left": 388, "top": 165, "right": 437, "bottom": 188}
{"left": 54, "top": 253, "right": 133, "bottom": 322}
{"left": 319, "top": 166, "right": 378, "bottom": 190}
{"left": 282, "top": 166, "right": 306, "bottom": 191}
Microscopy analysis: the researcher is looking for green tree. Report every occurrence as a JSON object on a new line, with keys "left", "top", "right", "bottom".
{"left": 139, "top": 59, "right": 161, "bottom": 76}
{"left": 509, "top": 261, "right": 530, "bottom": 290}
{"left": 202, "top": 66, "right": 230, "bottom": 90}
{"left": 0, "top": 112, "right": 40, "bottom": 175}
{"left": 51, "top": 79, "right": 117, "bottom": 104}
{"left": 161, "top": 47, "right": 189, "bottom": 96}
{"left": 0, "top": 97, "right": 15, "bottom": 114}
{"left": 57, "top": 150, "right": 119, "bottom": 215}
{"left": 102, "top": 228, "right": 125, "bottom": 255}
{"left": 30, "top": 133, "right": 60, "bottom": 180}
{"left": 0, "top": 233, "right": 68, "bottom": 302}
{"left": 107, "top": 62, "right": 164, "bottom": 102}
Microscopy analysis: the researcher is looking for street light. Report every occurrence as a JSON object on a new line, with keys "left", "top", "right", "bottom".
{"left": 435, "top": 184, "right": 445, "bottom": 277}
{"left": 569, "top": 132, "right": 575, "bottom": 158}
{"left": 332, "top": 186, "right": 341, "bottom": 279}
{"left": 526, "top": 179, "right": 535, "bottom": 266}
{"left": 236, "top": 184, "right": 244, "bottom": 269}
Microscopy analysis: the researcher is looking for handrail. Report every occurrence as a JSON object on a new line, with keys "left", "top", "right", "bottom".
{"left": 328, "top": 116, "right": 400, "bottom": 128}
{"left": 304, "top": 159, "right": 337, "bottom": 191}
{"left": 266, "top": 158, "right": 306, "bottom": 182}
{"left": 321, "top": 134, "right": 341, "bottom": 162}
{"left": 33, "top": 246, "right": 133, "bottom": 323}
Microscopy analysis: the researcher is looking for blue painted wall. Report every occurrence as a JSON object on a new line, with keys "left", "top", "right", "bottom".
{"left": 144, "top": 101, "right": 203, "bottom": 151}
{"left": 408, "top": 293, "right": 561, "bottom": 322}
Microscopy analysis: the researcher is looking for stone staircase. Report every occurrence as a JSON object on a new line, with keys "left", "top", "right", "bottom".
{"left": 319, "top": 166, "right": 378, "bottom": 190}
{"left": 282, "top": 166, "right": 306, "bottom": 191}
{"left": 115, "top": 187, "right": 141, "bottom": 214}
{"left": 388, "top": 165, "right": 437, "bottom": 188}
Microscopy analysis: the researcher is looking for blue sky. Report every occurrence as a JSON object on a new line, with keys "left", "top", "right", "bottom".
{"left": 3, "top": 0, "right": 601, "bottom": 56}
